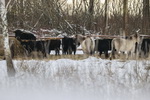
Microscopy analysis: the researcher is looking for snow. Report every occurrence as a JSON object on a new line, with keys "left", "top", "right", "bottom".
{"left": 0, "top": 57, "right": 150, "bottom": 100}
{"left": 40, "top": 28, "right": 62, "bottom": 34}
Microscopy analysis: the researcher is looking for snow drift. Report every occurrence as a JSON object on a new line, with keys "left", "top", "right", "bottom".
{"left": 0, "top": 57, "right": 150, "bottom": 100}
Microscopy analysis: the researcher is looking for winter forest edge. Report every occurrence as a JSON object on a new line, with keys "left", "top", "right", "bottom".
{"left": 0, "top": 0, "right": 150, "bottom": 100}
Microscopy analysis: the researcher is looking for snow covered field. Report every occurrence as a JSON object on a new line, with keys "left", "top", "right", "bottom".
{"left": 0, "top": 57, "right": 150, "bottom": 100}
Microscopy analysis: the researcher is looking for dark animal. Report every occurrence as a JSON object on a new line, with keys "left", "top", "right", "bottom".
{"left": 21, "top": 39, "right": 61, "bottom": 57}
{"left": 140, "top": 39, "right": 150, "bottom": 57}
{"left": 21, "top": 40, "right": 47, "bottom": 57}
{"left": 47, "top": 39, "right": 61, "bottom": 55}
{"left": 14, "top": 29, "right": 36, "bottom": 41}
{"left": 95, "top": 39, "right": 112, "bottom": 58}
{"left": 62, "top": 36, "right": 76, "bottom": 55}
{"left": 110, "top": 33, "right": 141, "bottom": 59}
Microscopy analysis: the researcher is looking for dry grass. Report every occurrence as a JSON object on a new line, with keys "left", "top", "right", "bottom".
{"left": 4, "top": 49, "right": 150, "bottom": 61}
{"left": 14, "top": 54, "right": 95, "bottom": 60}
{"left": 0, "top": 36, "right": 26, "bottom": 60}
{"left": 6, "top": 52, "right": 150, "bottom": 61}
{"left": 13, "top": 52, "right": 105, "bottom": 60}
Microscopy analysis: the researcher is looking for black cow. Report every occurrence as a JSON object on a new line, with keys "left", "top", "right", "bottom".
{"left": 14, "top": 29, "right": 36, "bottom": 41}
{"left": 21, "top": 40, "right": 46, "bottom": 57}
{"left": 140, "top": 39, "right": 150, "bottom": 57}
{"left": 95, "top": 39, "right": 112, "bottom": 58}
{"left": 21, "top": 39, "right": 61, "bottom": 56}
{"left": 47, "top": 39, "right": 61, "bottom": 55}
{"left": 62, "top": 36, "right": 76, "bottom": 55}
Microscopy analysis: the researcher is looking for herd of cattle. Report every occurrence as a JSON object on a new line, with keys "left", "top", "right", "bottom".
{"left": 13, "top": 29, "right": 150, "bottom": 59}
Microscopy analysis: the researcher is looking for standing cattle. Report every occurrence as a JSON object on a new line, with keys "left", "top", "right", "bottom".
{"left": 21, "top": 40, "right": 46, "bottom": 57}
{"left": 21, "top": 39, "right": 61, "bottom": 57}
{"left": 47, "top": 39, "right": 61, "bottom": 55}
{"left": 110, "top": 33, "right": 141, "bottom": 59}
{"left": 75, "top": 34, "right": 95, "bottom": 55}
{"left": 140, "top": 39, "right": 150, "bottom": 57}
{"left": 62, "top": 36, "right": 76, "bottom": 55}
{"left": 95, "top": 39, "right": 112, "bottom": 58}
{"left": 14, "top": 29, "right": 36, "bottom": 41}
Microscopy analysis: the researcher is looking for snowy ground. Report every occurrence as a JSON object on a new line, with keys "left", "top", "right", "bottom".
{"left": 0, "top": 57, "right": 150, "bottom": 100}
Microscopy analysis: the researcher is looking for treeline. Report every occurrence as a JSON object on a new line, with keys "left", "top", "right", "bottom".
{"left": 4, "top": 0, "right": 150, "bottom": 35}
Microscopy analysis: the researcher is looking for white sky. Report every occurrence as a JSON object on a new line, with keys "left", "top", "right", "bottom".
{"left": 67, "top": 0, "right": 72, "bottom": 4}
{"left": 100, "top": 0, "right": 105, "bottom": 4}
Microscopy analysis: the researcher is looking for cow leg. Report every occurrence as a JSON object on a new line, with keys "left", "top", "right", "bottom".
{"left": 91, "top": 49, "right": 95, "bottom": 55}
{"left": 126, "top": 52, "right": 130, "bottom": 59}
{"left": 43, "top": 52, "right": 47, "bottom": 57}
{"left": 58, "top": 49, "right": 60, "bottom": 55}
{"left": 105, "top": 51, "right": 109, "bottom": 58}
{"left": 62, "top": 49, "right": 65, "bottom": 55}
{"left": 145, "top": 47, "right": 149, "bottom": 57}
{"left": 116, "top": 50, "right": 123, "bottom": 58}
{"left": 112, "top": 50, "right": 116, "bottom": 59}
{"left": 57, "top": 48, "right": 59, "bottom": 55}
{"left": 55, "top": 48, "right": 60, "bottom": 55}
{"left": 63, "top": 50, "right": 66, "bottom": 55}
{"left": 99, "top": 51, "right": 102, "bottom": 57}
{"left": 73, "top": 49, "right": 76, "bottom": 55}
{"left": 90, "top": 51, "right": 92, "bottom": 55}
{"left": 54, "top": 49, "right": 57, "bottom": 55}
{"left": 66, "top": 51, "right": 68, "bottom": 55}
{"left": 117, "top": 51, "right": 121, "bottom": 58}
{"left": 10, "top": 45, "right": 14, "bottom": 58}
{"left": 68, "top": 47, "right": 72, "bottom": 55}
{"left": 56, "top": 49, "right": 58, "bottom": 55}
{"left": 42, "top": 47, "right": 46, "bottom": 57}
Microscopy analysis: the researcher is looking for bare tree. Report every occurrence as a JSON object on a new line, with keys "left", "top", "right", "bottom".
{"left": 142, "top": 0, "right": 150, "bottom": 34}
{"left": 3, "top": 0, "right": 144, "bottom": 36}
{"left": 19, "top": 0, "right": 24, "bottom": 28}
{"left": 104, "top": 0, "right": 109, "bottom": 35}
{"left": 123, "top": 0, "right": 128, "bottom": 36}
{"left": 0, "top": 0, "right": 15, "bottom": 76}
{"left": 87, "top": 0, "right": 94, "bottom": 30}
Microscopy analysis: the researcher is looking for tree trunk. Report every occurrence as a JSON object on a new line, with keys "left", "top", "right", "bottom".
{"left": 87, "top": 0, "right": 94, "bottom": 30}
{"left": 123, "top": 0, "right": 128, "bottom": 36}
{"left": 104, "top": 0, "right": 109, "bottom": 35}
{"left": 0, "top": 0, "right": 15, "bottom": 77}
{"left": 142, "top": 0, "right": 150, "bottom": 34}
{"left": 19, "top": 0, "right": 24, "bottom": 28}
